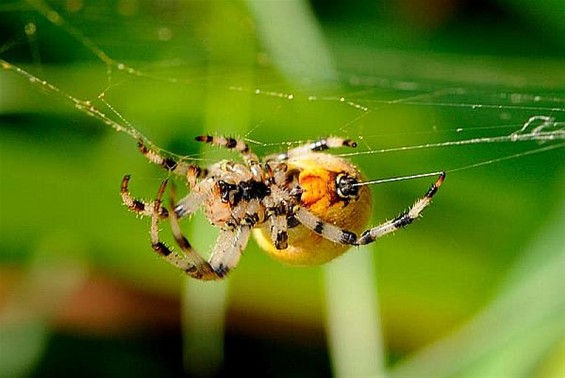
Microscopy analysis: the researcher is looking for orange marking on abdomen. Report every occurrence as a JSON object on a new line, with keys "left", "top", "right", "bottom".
{"left": 299, "top": 171, "right": 342, "bottom": 212}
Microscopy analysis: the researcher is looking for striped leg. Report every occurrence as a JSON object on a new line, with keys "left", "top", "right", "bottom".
{"left": 121, "top": 175, "right": 169, "bottom": 218}
{"left": 294, "top": 207, "right": 358, "bottom": 245}
{"left": 195, "top": 135, "right": 262, "bottom": 180}
{"left": 268, "top": 136, "right": 357, "bottom": 161}
{"left": 207, "top": 226, "right": 252, "bottom": 278}
{"left": 137, "top": 139, "right": 207, "bottom": 187}
{"left": 166, "top": 204, "right": 252, "bottom": 279}
{"left": 294, "top": 172, "right": 445, "bottom": 246}
{"left": 265, "top": 197, "right": 290, "bottom": 250}
{"left": 356, "top": 172, "right": 445, "bottom": 245}
{"left": 150, "top": 178, "right": 251, "bottom": 280}
{"left": 148, "top": 180, "right": 195, "bottom": 269}
{"left": 120, "top": 175, "right": 222, "bottom": 280}
{"left": 147, "top": 179, "right": 226, "bottom": 280}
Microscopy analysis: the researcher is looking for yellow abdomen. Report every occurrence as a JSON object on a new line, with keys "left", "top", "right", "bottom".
{"left": 253, "top": 153, "right": 372, "bottom": 266}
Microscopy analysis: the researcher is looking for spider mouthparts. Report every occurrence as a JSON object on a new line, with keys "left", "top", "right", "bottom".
{"left": 336, "top": 173, "right": 359, "bottom": 199}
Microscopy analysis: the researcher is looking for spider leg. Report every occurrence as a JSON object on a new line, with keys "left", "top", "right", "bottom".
{"left": 146, "top": 180, "right": 218, "bottom": 280}
{"left": 148, "top": 179, "right": 251, "bottom": 279}
{"left": 195, "top": 135, "right": 257, "bottom": 160}
{"left": 195, "top": 135, "right": 262, "bottom": 180}
{"left": 207, "top": 226, "right": 252, "bottom": 277}
{"left": 269, "top": 212, "right": 289, "bottom": 249}
{"left": 356, "top": 172, "right": 445, "bottom": 245}
{"left": 294, "top": 207, "right": 359, "bottom": 245}
{"left": 120, "top": 175, "right": 168, "bottom": 218}
{"left": 294, "top": 172, "right": 446, "bottom": 246}
{"left": 270, "top": 136, "right": 357, "bottom": 161}
{"left": 167, "top": 207, "right": 252, "bottom": 279}
{"left": 137, "top": 139, "right": 207, "bottom": 187}
{"left": 170, "top": 181, "right": 213, "bottom": 219}
{"left": 263, "top": 193, "right": 291, "bottom": 250}
{"left": 263, "top": 203, "right": 288, "bottom": 250}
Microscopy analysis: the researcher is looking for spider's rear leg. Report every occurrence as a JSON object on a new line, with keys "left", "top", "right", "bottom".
{"left": 294, "top": 207, "right": 359, "bottom": 245}
{"left": 294, "top": 172, "right": 446, "bottom": 246}
{"left": 356, "top": 172, "right": 446, "bottom": 245}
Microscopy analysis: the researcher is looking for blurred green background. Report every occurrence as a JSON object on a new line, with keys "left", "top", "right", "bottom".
{"left": 1, "top": 0, "right": 564, "bottom": 377}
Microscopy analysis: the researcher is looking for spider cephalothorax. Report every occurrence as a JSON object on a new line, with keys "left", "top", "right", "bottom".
{"left": 121, "top": 135, "right": 444, "bottom": 280}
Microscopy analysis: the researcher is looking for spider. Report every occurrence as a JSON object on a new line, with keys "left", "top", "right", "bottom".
{"left": 121, "top": 135, "right": 445, "bottom": 280}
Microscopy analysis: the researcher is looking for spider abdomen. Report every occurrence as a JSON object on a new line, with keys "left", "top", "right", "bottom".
{"left": 253, "top": 152, "right": 372, "bottom": 266}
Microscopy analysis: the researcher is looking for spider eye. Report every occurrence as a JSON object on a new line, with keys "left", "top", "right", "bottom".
{"left": 336, "top": 173, "right": 359, "bottom": 199}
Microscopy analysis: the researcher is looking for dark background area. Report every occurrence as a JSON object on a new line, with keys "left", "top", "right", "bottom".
{"left": 1, "top": 0, "right": 563, "bottom": 377}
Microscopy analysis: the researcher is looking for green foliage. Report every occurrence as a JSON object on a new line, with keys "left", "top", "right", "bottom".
{"left": 0, "top": 0, "right": 563, "bottom": 376}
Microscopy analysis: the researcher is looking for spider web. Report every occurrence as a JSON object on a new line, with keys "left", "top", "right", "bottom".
{"left": 1, "top": 1, "right": 563, "bottom": 176}
{"left": 0, "top": 0, "right": 564, "bottom": 376}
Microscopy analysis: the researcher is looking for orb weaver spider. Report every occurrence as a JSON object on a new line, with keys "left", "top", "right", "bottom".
{"left": 121, "top": 135, "right": 445, "bottom": 280}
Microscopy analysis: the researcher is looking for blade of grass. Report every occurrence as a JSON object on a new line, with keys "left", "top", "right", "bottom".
{"left": 181, "top": 2, "right": 256, "bottom": 376}
{"left": 325, "top": 247, "right": 386, "bottom": 377}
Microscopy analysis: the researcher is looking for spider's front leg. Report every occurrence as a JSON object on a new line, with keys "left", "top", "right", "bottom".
{"left": 154, "top": 180, "right": 252, "bottom": 280}
{"left": 136, "top": 139, "right": 208, "bottom": 187}
{"left": 122, "top": 175, "right": 243, "bottom": 280}
{"left": 294, "top": 172, "right": 446, "bottom": 246}
{"left": 121, "top": 175, "right": 169, "bottom": 218}
{"left": 121, "top": 176, "right": 207, "bottom": 275}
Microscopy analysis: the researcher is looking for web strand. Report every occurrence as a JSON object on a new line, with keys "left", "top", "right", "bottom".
{"left": 3, "top": 56, "right": 564, "bottom": 176}
{"left": 1, "top": 1, "right": 564, "bottom": 178}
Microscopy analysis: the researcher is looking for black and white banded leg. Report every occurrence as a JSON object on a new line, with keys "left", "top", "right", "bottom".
{"left": 195, "top": 135, "right": 263, "bottom": 180}
{"left": 167, "top": 199, "right": 251, "bottom": 280}
{"left": 270, "top": 137, "right": 358, "bottom": 161}
{"left": 146, "top": 179, "right": 207, "bottom": 278}
{"left": 122, "top": 175, "right": 240, "bottom": 280}
{"left": 263, "top": 193, "right": 290, "bottom": 250}
{"left": 294, "top": 172, "right": 446, "bottom": 246}
{"left": 121, "top": 175, "right": 169, "bottom": 218}
{"left": 136, "top": 139, "right": 208, "bottom": 188}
